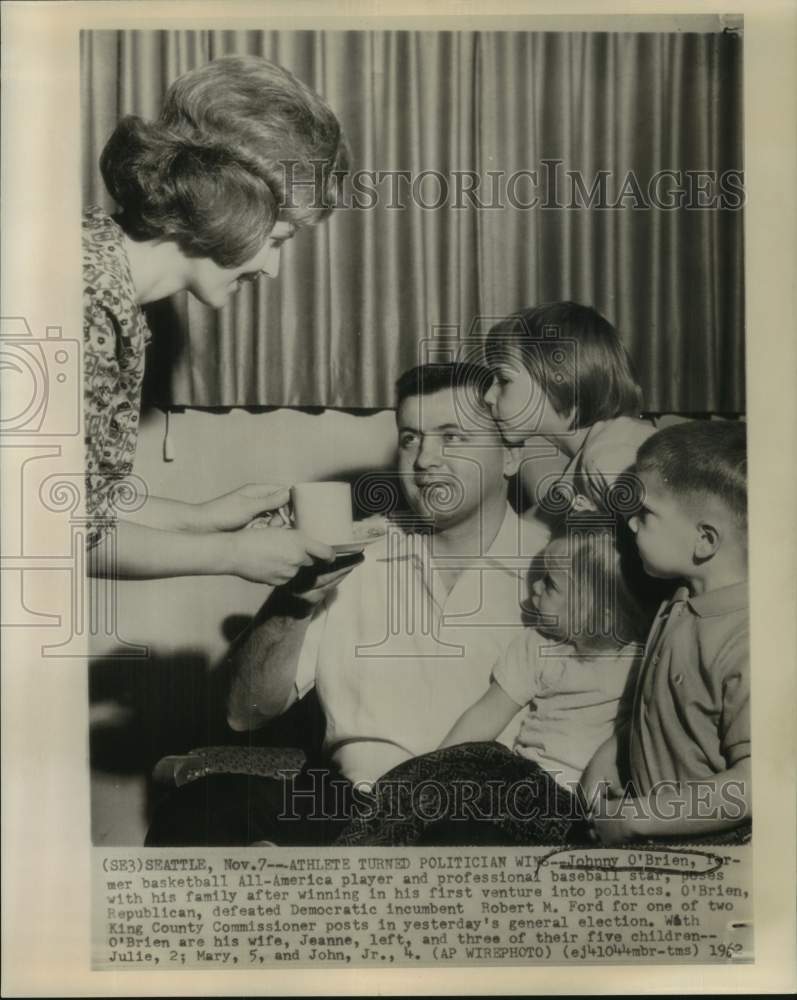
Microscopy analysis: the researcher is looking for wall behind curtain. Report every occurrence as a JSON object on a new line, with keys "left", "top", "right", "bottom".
{"left": 81, "top": 29, "right": 744, "bottom": 412}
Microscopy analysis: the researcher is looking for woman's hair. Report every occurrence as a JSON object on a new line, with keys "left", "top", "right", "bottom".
{"left": 548, "top": 513, "right": 655, "bottom": 652}
{"left": 485, "top": 301, "right": 643, "bottom": 428}
{"left": 100, "top": 55, "right": 350, "bottom": 267}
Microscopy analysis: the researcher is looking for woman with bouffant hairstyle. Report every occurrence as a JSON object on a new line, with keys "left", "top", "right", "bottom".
{"left": 84, "top": 55, "right": 350, "bottom": 585}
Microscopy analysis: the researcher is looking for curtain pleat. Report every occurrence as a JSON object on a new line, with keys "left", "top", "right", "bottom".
{"left": 81, "top": 28, "right": 744, "bottom": 413}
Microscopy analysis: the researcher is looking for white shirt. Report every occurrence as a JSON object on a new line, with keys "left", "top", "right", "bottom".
{"left": 295, "top": 505, "right": 550, "bottom": 784}
{"left": 493, "top": 629, "right": 641, "bottom": 788}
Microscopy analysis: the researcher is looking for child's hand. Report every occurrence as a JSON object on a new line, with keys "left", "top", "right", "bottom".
{"left": 579, "top": 743, "right": 624, "bottom": 812}
{"left": 588, "top": 785, "right": 637, "bottom": 846}
{"left": 590, "top": 812, "right": 637, "bottom": 846}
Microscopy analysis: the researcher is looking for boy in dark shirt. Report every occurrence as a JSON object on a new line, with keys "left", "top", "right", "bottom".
{"left": 582, "top": 421, "right": 750, "bottom": 843}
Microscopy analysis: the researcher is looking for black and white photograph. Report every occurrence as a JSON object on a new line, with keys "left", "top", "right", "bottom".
{"left": 2, "top": 1, "right": 796, "bottom": 995}
{"left": 83, "top": 24, "right": 748, "bottom": 848}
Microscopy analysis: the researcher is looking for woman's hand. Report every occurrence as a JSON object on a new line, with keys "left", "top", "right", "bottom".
{"left": 224, "top": 526, "right": 335, "bottom": 586}
{"left": 193, "top": 483, "right": 291, "bottom": 532}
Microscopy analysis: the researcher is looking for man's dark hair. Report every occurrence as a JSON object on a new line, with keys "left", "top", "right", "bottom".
{"left": 636, "top": 420, "right": 747, "bottom": 527}
{"left": 395, "top": 362, "right": 494, "bottom": 410}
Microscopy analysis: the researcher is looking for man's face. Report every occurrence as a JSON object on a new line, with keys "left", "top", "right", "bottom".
{"left": 396, "top": 388, "right": 512, "bottom": 530}
{"left": 627, "top": 468, "right": 697, "bottom": 578}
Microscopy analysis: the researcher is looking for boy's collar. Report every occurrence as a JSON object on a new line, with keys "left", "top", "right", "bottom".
{"left": 686, "top": 581, "right": 749, "bottom": 618}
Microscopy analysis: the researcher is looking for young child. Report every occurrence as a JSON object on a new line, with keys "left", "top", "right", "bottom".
{"left": 439, "top": 517, "right": 651, "bottom": 785}
{"left": 334, "top": 514, "right": 654, "bottom": 846}
{"left": 582, "top": 420, "right": 750, "bottom": 844}
{"left": 483, "top": 301, "right": 657, "bottom": 519}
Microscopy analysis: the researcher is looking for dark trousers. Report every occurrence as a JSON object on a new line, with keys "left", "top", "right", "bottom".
{"left": 335, "top": 742, "right": 591, "bottom": 847}
{"left": 146, "top": 746, "right": 752, "bottom": 849}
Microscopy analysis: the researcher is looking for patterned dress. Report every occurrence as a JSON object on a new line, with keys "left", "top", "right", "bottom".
{"left": 82, "top": 206, "right": 151, "bottom": 548}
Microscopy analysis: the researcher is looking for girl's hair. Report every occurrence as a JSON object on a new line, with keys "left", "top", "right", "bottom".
{"left": 549, "top": 513, "right": 655, "bottom": 652}
{"left": 486, "top": 301, "right": 643, "bottom": 428}
{"left": 100, "top": 55, "right": 350, "bottom": 267}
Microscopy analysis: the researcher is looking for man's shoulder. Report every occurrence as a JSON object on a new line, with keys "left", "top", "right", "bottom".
{"left": 315, "top": 531, "right": 406, "bottom": 614}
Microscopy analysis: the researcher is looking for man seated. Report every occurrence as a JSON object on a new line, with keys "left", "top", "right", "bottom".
{"left": 146, "top": 362, "right": 550, "bottom": 846}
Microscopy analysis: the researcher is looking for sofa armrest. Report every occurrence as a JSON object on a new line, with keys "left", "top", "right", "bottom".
{"left": 152, "top": 746, "right": 307, "bottom": 788}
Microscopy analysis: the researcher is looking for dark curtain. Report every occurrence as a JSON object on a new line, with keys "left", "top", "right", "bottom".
{"left": 81, "top": 29, "right": 744, "bottom": 412}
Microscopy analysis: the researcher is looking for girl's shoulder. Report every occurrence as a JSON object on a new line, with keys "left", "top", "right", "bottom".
{"left": 528, "top": 637, "right": 579, "bottom": 688}
{"left": 581, "top": 416, "right": 657, "bottom": 467}
{"left": 575, "top": 417, "right": 658, "bottom": 507}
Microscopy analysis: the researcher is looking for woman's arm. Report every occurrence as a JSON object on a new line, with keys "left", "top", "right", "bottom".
{"left": 88, "top": 519, "right": 334, "bottom": 585}
{"left": 123, "top": 495, "right": 211, "bottom": 532}
{"left": 439, "top": 682, "right": 523, "bottom": 749}
{"left": 123, "top": 483, "right": 291, "bottom": 533}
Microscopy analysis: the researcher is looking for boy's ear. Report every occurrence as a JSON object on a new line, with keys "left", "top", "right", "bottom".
{"left": 694, "top": 519, "right": 721, "bottom": 561}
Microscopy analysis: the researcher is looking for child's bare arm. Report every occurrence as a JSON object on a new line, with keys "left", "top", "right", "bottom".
{"left": 439, "top": 682, "right": 522, "bottom": 748}
{"left": 591, "top": 758, "right": 751, "bottom": 845}
{"left": 579, "top": 728, "right": 627, "bottom": 809}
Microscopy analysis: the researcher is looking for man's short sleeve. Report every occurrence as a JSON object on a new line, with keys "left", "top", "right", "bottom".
{"left": 718, "top": 629, "right": 750, "bottom": 766}
{"left": 492, "top": 630, "right": 544, "bottom": 707}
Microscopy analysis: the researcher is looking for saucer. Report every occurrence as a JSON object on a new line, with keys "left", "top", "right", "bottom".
{"left": 331, "top": 535, "right": 384, "bottom": 555}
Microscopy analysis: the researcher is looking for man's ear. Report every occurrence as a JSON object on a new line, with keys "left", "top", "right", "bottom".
{"left": 694, "top": 520, "right": 721, "bottom": 561}
{"left": 503, "top": 444, "right": 522, "bottom": 479}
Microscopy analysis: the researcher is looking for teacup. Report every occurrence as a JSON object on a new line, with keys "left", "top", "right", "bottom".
{"left": 290, "top": 481, "right": 353, "bottom": 544}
